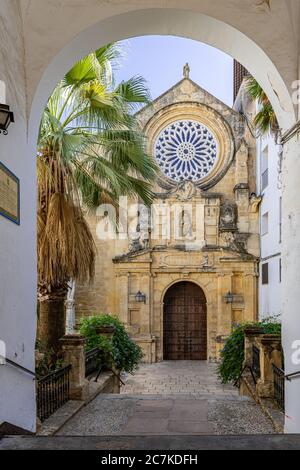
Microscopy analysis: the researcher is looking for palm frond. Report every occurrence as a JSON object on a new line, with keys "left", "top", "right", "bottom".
{"left": 38, "top": 193, "right": 95, "bottom": 287}
{"left": 37, "top": 40, "right": 157, "bottom": 290}
{"left": 115, "top": 76, "right": 151, "bottom": 112}
{"left": 245, "top": 75, "right": 278, "bottom": 135}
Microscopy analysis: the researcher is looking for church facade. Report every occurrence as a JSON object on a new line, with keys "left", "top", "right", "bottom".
{"left": 76, "top": 69, "right": 260, "bottom": 363}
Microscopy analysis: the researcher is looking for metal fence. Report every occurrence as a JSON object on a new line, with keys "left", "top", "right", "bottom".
{"left": 252, "top": 345, "right": 261, "bottom": 378}
{"left": 36, "top": 364, "right": 71, "bottom": 422}
{"left": 273, "top": 364, "right": 285, "bottom": 412}
{"left": 85, "top": 348, "right": 101, "bottom": 377}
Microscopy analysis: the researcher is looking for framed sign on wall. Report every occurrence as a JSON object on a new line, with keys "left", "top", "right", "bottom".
{"left": 0, "top": 161, "right": 20, "bottom": 225}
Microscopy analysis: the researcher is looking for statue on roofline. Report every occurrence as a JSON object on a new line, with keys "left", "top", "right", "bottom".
{"left": 183, "top": 63, "right": 190, "bottom": 79}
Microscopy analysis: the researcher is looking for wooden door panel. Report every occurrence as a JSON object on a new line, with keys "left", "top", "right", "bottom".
{"left": 163, "top": 282, "right": 207, "bottom": 360}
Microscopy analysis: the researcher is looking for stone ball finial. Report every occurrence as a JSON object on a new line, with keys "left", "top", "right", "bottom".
{"left": 183, "top": 63, "right": 190, "bottom": 79}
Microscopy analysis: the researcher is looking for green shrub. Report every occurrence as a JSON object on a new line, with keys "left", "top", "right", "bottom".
{"left": 218, "top": 318, "right": 281, "bottom": 384}
{"left": 79, "top": 314, "right": 144, "bottom": 373}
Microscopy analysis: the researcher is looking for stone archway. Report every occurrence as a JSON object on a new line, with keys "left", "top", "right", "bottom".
{"left": 2, "top": 2, "right": 300, "bottom": 434}
{"left": 25, "top": 11, "right": 299, "bottom": 432}
{"left": 163, "top": 282, "right": 207, "bottom": 361}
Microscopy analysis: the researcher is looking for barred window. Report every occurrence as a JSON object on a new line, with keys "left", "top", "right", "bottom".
{"left": 262, "top": 263, "right": 269, "bottom": 285}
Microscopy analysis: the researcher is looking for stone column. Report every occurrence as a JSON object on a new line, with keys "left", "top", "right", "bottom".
{"left": 60, "top": 335, "right": 89, "bottom": 400}
{"left": 65, "top": 300, "right": 76, "bottom": 335}
{"left": 256, "top": 334, "right": 282, "bottom": 398}
{"left": 65, "top": 281, "right": 76, "bottom": 335}
{"left": 216, "top": 274, "right": 232, "bottom": 359}
{"left": 117, "top": 273, "right": 129, "bottom": 325}
{"left": 282, "top": 135, "right": 300, "bottom": 433}
{"left": 243, "top": 327, "right": 264, "bottom": 367}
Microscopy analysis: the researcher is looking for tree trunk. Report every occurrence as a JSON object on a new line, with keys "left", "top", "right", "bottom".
{"left": 37, "top": 291, "right": 67, "bottom": 352}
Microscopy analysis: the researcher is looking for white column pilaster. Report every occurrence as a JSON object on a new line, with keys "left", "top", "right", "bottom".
{"left": 282, "top": 135, "right": 300, "bottom": 433}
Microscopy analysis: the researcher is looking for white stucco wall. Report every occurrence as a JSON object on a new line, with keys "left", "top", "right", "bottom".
{"left": 0, "top": 0, "right": 36, "bottom": 432}
{"left": 282, "top": 136, "right": 300, "bottom": 434}
{"left": 257, "top": 136, "right": 282, "bottom": 319}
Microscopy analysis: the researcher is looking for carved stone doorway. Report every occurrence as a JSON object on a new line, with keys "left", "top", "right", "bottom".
{"left": 163, "top": 282, "right": 207, "bottom": 360}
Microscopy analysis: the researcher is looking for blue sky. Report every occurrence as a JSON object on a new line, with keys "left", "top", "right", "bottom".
{"left": 114, "top": 36, "right": 233, "bottom": 107}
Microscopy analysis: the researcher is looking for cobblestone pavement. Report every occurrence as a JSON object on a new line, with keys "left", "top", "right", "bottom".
{"left": 58, "top": 362, "right": 275, "bottom": 436}
{"left": 121, "top": 361, "right": 239, "bottom": 397}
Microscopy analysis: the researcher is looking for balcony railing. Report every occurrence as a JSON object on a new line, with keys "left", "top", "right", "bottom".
{"left": 252, "top": 345, "right": 261, "bottom": 378}
{"left": 85, "top": 348, "right": 101, "bottom": 377}
{"left": 36, "top": 365, "right": 71, "bottom": 422}
{"left": 273, "top": 364, "right": 285, "bottom": 412}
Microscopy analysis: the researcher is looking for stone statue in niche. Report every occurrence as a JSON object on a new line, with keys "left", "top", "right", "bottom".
{"left": 129, "top": 223, "right": 142, "bottom": 253}
{"left": 129, "top": 207, "right": 150, "bottom": 252}
{"left": 200, "top": 255, "right": 213, "bottom": 268}
{"left": 181, "top": 210, "right": 193, "bottom": 239}
{"left": 139, "top": 205, "right": 151, "bottom": 249}
{"left": 219, "top": 202, "right": 237, "bottom": 232}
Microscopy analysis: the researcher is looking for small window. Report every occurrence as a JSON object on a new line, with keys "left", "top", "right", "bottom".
{"left": 279, "top": 258, "right": 282, "bottom": 283}
{"left": 261, "top": 169, "right": 269, "bottom": 191}
{"left": 261, "top": 212, "right": 269, "bottom": 236}
{"left": 261, "top": 145, "right": 269, "bottom": 191}
{"left": 262, "top": 263, "right": 269, "bottom": 285}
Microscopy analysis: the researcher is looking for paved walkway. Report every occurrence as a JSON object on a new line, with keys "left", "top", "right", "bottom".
{"left": 121, "top": 361, "right": 238, "bottom": 397}
{"left": 57, "top": 362, "right": 276, "bottom": 436}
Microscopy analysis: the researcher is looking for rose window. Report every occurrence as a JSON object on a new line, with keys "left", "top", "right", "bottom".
{"left": 154, "top": 120, "right": 218, "bottom": 182}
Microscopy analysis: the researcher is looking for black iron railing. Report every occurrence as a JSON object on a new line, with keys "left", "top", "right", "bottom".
{"left": 273, "top": 364, "right": 285, "bottom": 412}
{"left": 285, "top": 370, "right": 300, "bottom": 381}
{"left": 36, "top": 365, "right": 71, "bottom": 422}
{"left": 85, "top": 348, "right": 101, "bottom": 377}
{"left": 85, "top": 349, "right": 125, "bottom": 386}
{"left": 252, "top": 345, "right": 261, "bottom": 377}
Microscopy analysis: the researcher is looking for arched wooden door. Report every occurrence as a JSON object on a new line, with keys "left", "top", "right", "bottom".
{"left": 163, "top": 282, "right": 207, "bottom": 360}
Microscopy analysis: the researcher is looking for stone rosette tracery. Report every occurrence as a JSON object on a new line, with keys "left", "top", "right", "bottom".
{"left": 154, "top": 119, "right": 218, "bottom": 183}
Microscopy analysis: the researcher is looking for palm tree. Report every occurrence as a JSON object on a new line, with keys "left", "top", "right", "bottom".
{"left": 37, "top": 44, "right": 157, "bottom": 351}
{"left": 245, "top": 76, "right": 278, "bottom": 135}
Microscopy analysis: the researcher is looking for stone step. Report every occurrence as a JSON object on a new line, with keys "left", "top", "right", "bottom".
{"left": 102, "top": 393, "right": 251, "bottom": 402}
{"left": 2, "top": 435, "right": 299, "bottom": 450}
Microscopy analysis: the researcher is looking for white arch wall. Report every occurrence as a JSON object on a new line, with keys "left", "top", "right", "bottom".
{"left": 21, "top": 0, "right": 299, "bottom": 118}
{"left": 0, "top": 2, "right": 299, "bottom": 432}
{"left": 29, "top": 9, "right": 296, "bottom": 143}
{"left": 0, "top": 0, "right": 36, "bottom": 432}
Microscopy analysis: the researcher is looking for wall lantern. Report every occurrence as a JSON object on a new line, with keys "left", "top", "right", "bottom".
{"left": 135, "top": 291, "right": 146, "bottom": 304}
{"left": 0, "top": 104, "right": 14, "bottom": 135}
{"left": 225, "top": 291, "right": 234, "bottom": 304}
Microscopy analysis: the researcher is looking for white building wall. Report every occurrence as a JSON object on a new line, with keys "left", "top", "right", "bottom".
{"left": 0, "top": 1, "right": 36, "bottom": 432}
{"left": 256, "top": 135, "right": 282, "bottom": 320}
